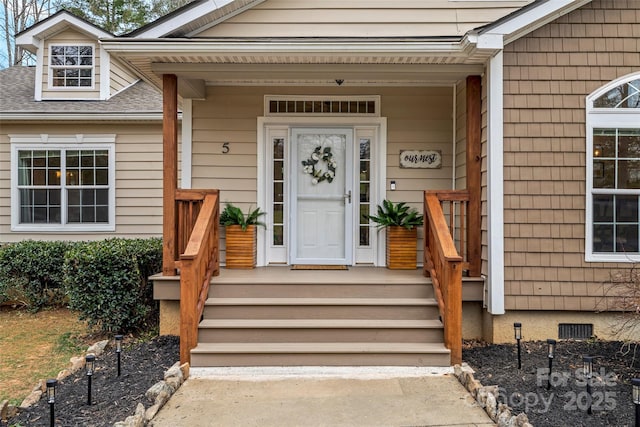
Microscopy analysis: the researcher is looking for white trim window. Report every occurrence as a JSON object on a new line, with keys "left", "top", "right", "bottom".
{"left": 586, "top": 73, "right": 640, "bottom": 262}
{"left": 11, "top": 135, "right": 116, "bottom": 232}
{"left": 49, "top": 44, "right": 94, "bottom": 88}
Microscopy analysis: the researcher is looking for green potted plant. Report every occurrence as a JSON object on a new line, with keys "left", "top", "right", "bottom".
{"left": 220, "top": 203, "right": 266, "bottom": 269}
{"left": 366, "top": 200, "right": 423, "bottom": 269}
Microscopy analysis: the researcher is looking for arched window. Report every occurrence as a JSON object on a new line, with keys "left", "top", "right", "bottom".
{"left": 586, "top": 72, "right": 640, "bottom": 261}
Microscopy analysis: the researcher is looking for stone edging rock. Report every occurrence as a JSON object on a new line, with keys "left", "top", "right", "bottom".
{"left": 454, "top": 364, "right": 533, "bottom": 427}
{"left": 113, "top": 360, "right": 188, "bottom": 427}
{"left": 0, "top": 339, "right": 187, "bottom": 427}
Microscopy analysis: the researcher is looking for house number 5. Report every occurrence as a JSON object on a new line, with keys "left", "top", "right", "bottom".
{"left": 222, "top": 142, "right": 230, "bottom": 154}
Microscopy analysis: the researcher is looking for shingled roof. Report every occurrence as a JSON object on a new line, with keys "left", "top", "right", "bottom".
{"left": 0, "top": 66, "right": 163, "bottom": 118}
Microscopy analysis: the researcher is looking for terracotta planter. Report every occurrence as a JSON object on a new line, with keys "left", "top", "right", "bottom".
{"left": 225, "top": 225, "right": 257, "bottom": 269}
{"left": 386, "top": 226, "right": 418, "bottom": 270}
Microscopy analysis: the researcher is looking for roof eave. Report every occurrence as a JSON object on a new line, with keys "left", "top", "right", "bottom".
{"left": 102, "top": 36, "right": 474, "bottom": 56}
{"left": 476, "top": 0, "right": 593, "bottom": 47}
{"left": 16, "top": 10, "right": 114, "bottom": 53}
{"left": 0, "top": 112, "right": 172, "bottom": 121}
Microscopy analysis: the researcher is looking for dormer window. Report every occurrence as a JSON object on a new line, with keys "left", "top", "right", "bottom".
{"left": 50, "top": 45, "right": 94, "bottom": 88}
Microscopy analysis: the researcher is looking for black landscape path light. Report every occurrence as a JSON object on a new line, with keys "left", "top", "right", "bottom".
{"left": 633, "top": 378, "right": 640, "bottom": 427}
{"left": 86, "top": 354, "right": 95, "bottom": 405}
{"left": 46, "top": 378, "right": 57, "bottom": 427}
{"left": 514, "top": 322, "right": 522, "bottom": 369}
{"left": 115, "top": 334, "right": 123, "bottom": 376}
{"left": 583, "top": 355, "right": 593, "bottom": 415}
{"left": 546, "top": 339, "right": 556, "bottom": 390}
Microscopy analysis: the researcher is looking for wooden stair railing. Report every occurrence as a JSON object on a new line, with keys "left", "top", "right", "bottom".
{"left": 175, "top": 190, "right": 220, "bottom": 364}
{"left": 423, "top": 191, "right": 463, "bottom": 365}
{"left": 426, "top": 190, "right": 471, "bottom": 271}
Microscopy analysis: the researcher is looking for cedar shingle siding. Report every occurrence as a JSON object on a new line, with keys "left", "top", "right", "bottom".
{"left": 502, "top": 0, "right": 640, "bottom": 311}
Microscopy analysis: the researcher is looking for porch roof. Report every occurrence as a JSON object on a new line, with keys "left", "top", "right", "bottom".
{"left": 101, "top": 37, "right": 491, "bottom": 95}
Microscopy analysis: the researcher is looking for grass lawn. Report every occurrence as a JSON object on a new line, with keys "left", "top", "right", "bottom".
{"left": 0, "top": 308, "right": 88, "bottom": 405}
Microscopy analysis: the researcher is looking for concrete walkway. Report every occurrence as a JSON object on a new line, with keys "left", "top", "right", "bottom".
{"left": 150, "top": 368, "right": 495, "bottom": 427}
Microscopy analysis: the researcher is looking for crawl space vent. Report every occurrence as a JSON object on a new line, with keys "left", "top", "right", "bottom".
{"left": 558, "top": 323, "right": 593, "bottom": 339}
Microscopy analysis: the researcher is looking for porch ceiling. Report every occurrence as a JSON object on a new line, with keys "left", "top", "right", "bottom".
{"left": 104, "top": 38, "right": 492, "bottom": 95}
{"left": 150, "top": 63, "right": 485, "bottom": 87}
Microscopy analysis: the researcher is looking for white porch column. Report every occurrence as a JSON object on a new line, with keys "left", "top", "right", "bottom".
{"left": 487, "top": 50, "right": 505, "bottom": 315}
{"left": 181, "top": 99, "right": 193, "bottom": 189}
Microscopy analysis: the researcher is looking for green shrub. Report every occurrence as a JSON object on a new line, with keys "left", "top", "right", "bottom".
{"left": 63, "top": 238, "right": 163, "bottom": 333}
{"left": 0, "top": 240, "right": 72, "bottom": 310}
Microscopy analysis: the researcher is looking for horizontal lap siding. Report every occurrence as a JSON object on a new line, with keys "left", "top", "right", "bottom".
{"left": 110, "top": 59, "right": 138, "bottom": 96}
{"left": 191, "top": 85, "right": 454, "bottom": 262}
{"left": 192, "top": 87, "right": 262, "bottom": 209}
{"left": 0, "top": 123, "right": 165, "bottom": 241}
{"left": 197, "top": 0, "right": 532, "bottom": 38}
{"left": 502, "top": 0, "right": 640, "bottom": 311}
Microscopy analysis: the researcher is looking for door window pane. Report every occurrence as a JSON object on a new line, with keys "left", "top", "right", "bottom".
{"left": 272, "top": 138, "right": 285, "bottom": 246}
{"left": 359, "top": 138, "right": 371, "bottom": 247}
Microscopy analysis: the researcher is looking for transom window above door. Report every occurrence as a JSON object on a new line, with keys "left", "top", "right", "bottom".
{"left": 265, "top": 96, "right": 380, "bottom": 116}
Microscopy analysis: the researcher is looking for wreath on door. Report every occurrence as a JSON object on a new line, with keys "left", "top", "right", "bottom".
{"left": 301, "top": 146, "right": 336, "bottom": 184}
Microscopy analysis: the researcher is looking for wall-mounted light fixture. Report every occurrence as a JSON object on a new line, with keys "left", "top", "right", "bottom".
{"left": 594, "top": 145, "right": 602, "bottom": 157}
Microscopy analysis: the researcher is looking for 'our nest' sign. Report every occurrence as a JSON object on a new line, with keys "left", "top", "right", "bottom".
{"left": 399, "top": 150, "right": 442, "bottom": 169}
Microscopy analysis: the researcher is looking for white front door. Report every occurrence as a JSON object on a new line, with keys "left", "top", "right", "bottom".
{"left": 290, "top": 128, "right": 353, "bottom": 264}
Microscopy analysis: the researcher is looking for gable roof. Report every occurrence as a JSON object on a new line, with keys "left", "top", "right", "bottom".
{"left": 127, "top": 0, "right": 264, "bottom": 38}
{"left": 15, "top": 10, "right": 113, "bottom": 53}
{"left": 102, "top": 0, "right": 594, "bottom": 92}
{"left": 0, "top": 67, "right": 164, "bottom": 120}
{"left": 129, "top": 0, "right": 539, "bottom": 40}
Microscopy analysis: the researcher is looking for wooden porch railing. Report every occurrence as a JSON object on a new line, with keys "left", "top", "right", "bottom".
{"left": 174, "top": 189, "right": 220, "bottom": 364}
{"left": 423, "top": 191, "right": 464, "bottom": 365}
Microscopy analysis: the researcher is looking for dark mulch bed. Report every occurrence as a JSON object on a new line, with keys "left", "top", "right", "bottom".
{"left": 4, "top": 335, "right": 179, "bottom": 427}
{"left": 464, "top": 340, "right": 640, "bottom": 427}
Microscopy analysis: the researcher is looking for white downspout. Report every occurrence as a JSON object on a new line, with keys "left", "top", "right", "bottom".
{"left": 487, "top": 50, "right": 505, "bottom": 315}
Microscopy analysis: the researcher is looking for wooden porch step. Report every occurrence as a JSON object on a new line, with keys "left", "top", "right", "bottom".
{"left": 203, "top": 297, "right": 440, "bottom": 319}
{"left": 187, "top": 267, "right": 452, "bottom": 367}
{"left": 209, "top": 282, "right": 434, "bottom": 299}
{"left": 198, "top": 318, "right": 443, "bottom": 343}
{"left": 190, "top": 342, "right": 451, "bottom": 367}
